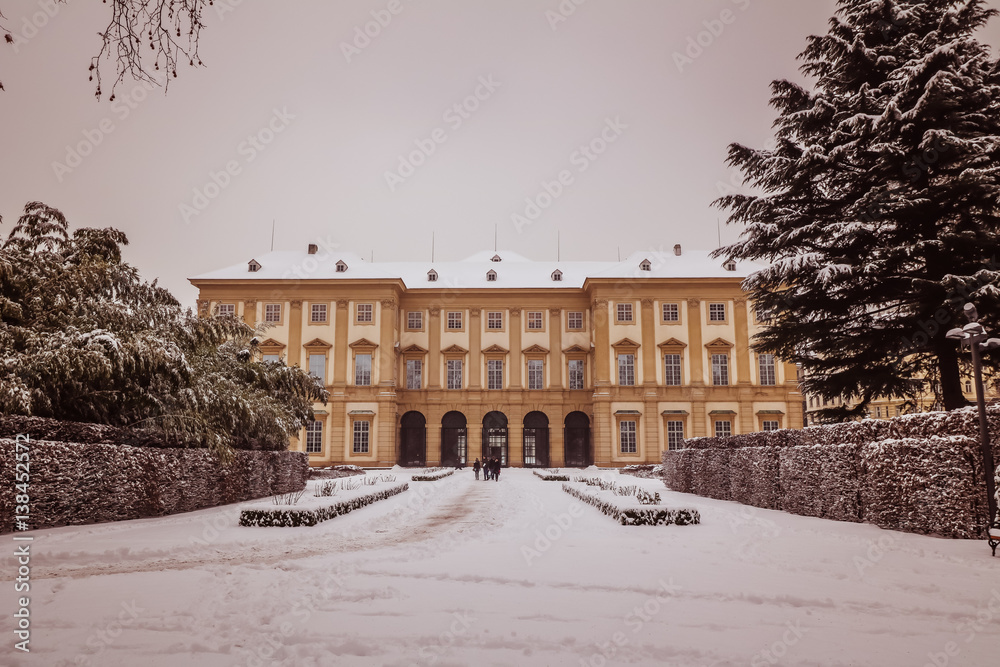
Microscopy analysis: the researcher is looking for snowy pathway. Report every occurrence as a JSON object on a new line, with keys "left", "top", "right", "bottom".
{"left": 2, "top": 469, "right": 999, "bottom": 666}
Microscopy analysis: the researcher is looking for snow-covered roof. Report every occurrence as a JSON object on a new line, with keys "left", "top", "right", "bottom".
{"left": 190, "top": 249, "right": 758, "bottom": 289}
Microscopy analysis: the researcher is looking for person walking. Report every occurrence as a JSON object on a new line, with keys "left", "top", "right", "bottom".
{"left": 473, "top": 458, "right": 481, "bottom": 480}
{"left": 493, "top": 457, "right": 501, "bottom": 482}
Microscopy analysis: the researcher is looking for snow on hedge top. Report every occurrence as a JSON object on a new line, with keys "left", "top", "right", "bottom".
{"left": 190, "top": 249, "right": 761, "bottom": 289}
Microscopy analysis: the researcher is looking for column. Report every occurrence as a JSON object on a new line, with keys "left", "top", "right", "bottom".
{"left": 428, "top": 308, "right": 441, "bottom": 388}
{"left": 378, "top": 299, "right": 397, "bottom": 387}
{"left": 509, "top": 308, "right": 522, "bottom": 388}
{"left": 288, "top": 300, "right": 303, "bottom": 367}
{"left": 549, "top": 308, "right": 562, "bottom": 389}
{"left": 333, "top": 300, "right": 349, "bottom": 385}
{"left": 592, "top": 300, "right": 610, "bottom": 386}
{"left": 640, "top": 298, "right": 657, "bottom": 387}
{"left": 469, "top": 308, "right": 482, "bottom": 389}
{"left": 243, "top": 299, "right": 257, "bottom": 326}
{"left": 687, "top": 299, "right": 704, "bottom": 385}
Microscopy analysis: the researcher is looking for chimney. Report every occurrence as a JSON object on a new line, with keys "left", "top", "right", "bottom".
{"left": 307, "top": 244, "right": 318, "bottom": 255}
{"left": 673, "top": 244, "right": 682, "bottom": 256}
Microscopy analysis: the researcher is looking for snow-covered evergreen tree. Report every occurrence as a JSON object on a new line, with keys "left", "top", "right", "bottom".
{"left": 715, "top": 0, "right": 1000, "bottom": 418}
{"left": 0, "top": 202, "right": 327, "bottom": 456}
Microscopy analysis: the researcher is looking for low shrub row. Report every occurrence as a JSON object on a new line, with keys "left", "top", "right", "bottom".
{"left": 561, "top": 483, "right": 701, "bottom": 527}
{"left": 308, "top": 464, "right": 366, "bottom": 480}
{"left": 619, "top": 464, "right": 662, "bottom": 479}
{"left": 533, "top": 470, "right": 569, "bottom": 481}
{"left": 411, "top": 469, "right": 454, "bottom": 481}
{"left": 239, "top": 482, "right": 409, "bottom": 527}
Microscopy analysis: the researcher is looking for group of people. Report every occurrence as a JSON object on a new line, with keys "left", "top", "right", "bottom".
{"left": 473, "top": 457, "right": 502, "bottom": 481}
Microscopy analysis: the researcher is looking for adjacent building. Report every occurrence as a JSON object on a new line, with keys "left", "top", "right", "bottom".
{"left": 190, "top": 246, "right": 803, "bottom": 467}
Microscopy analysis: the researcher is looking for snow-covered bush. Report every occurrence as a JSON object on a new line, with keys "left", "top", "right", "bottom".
{"left": 411, "top": 469, "right": 454, "bottom": 481}
{"left": 728, "top": 447, "right": 780, "bottom": 509}
{"left": 308, "top": 464, "right": 366, "bottom": 480}
{"left": 562, "top": 483, "right": 700, "bottom": 527}
{"left": 240, "top": 483, "right": 408, "bottom": 527}
{"left": 533, "top": 470, "right": 569, "bottom": 481}
{"left": 779, "top": 444, "right": 862, "bottom": 522}
{"left": 313, "top": 480, "right": 339, "bottom": 497}
{"left": 635, "top": 489, "right": 660, "bottom": 505}
{"left": 619, "top": 464, "right": 659, "bottom": 479}
{"left": 271, "top": 489, "right": 306, "bottom": 505}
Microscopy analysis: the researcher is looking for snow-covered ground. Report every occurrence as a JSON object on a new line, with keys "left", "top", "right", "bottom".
{"left": 2, "top": 468, "right": 998, "bottom": 666}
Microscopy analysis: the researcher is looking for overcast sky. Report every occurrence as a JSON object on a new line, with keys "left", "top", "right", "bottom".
{"left": 3, "top": 0, "right": 1000, "bottom": 307}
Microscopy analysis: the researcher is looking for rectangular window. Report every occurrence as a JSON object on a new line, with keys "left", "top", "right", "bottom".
{"left": 406, "top": 359, "right": 422, "bottom": 390}
{"left": 447, "top": 311, "right": 463, "bottom": 330}
{"left": 353, "top": 420, "right": 370, "bottom": 454}
{"left": 664, "top": 354, "right": 682, "bottom": 386}
{"left": 619, "top": 420, "right": 637, "bottom": 453}
{"left": 487, "top": 359, "right": 503, "bottom": 390}
{"left": 407, "top": 311, "right": 423, "bottom": 330}
{"left": 527, "top": 359, "right": 544, "bottom": 389}
{"left": 662, "top": 303, "right": 679, "bottom": 322}
{"left": 567, "top": 311, "right": 583, "bottom": 330}
{"left": 305, "top": 420, "right": 323, "bottom": 454}
{"left": 310, "top": 303, "right": 327, "bottom": 323}
{"left": 715, "top": 420, "right": 732, "bottom": 438}
{"left": 616, "top": 303, "right": 633, "bottom": 323}
{"left": 709, "top": 303, "right": 726, "bottom": 322}
{"left": 568, "top": 359, "right": 584, "bottom": 390}
{"left": 308, "top": 354, "right": 326, "bottom": 383}
{"left": 355, "top": 354, "right": 372, "bottom": 386}
{"left": 711, "top": 353, "right": 729, "bottom": 386}
{"left": 447, "top": 359, "right": 463, "bottom": 390}
{"left": 876, "top": 407, "right": 882, "bottom": 418}
{"left": 356, "top": 303, "right": 373, "bottom": 323}
{"left": 758, "top": 354, "right": 776, "bottom": 386}
{"left": 762, "top": 420, "right": 779, "bottom": 431}
{"left": 487, "top": 311, "right": 503, "bottom": 330}
{"left": 527, "top": 311, "right": 543, "bottom": 330}
{"left": 618, "top": 353, "right": 635, "bottom": 386}
{"left": 262, "top": 353, "right": 280, "bottom": 363}
{"left": 264, "top": 303, "right": 281, "bottom": 323}
{"left": 216, "top": 303, "right": 236, "bottom": 317}
{"left": 666, "top": 421, "right": 684, "bottom": 449}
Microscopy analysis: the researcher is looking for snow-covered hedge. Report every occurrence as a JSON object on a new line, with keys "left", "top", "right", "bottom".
{"left": 662, "top": 407, "right": 1000, "bottom": 538}
{"left": 411, "top": 469, "right": 454, "bottom": 481}
{"left": 618, "top": 464, "right": 660, "bottom": 479}
{"left": 239, "top": 482, "right": 408, "bottom": 527}
{"left": 561, "top": 483, "right": 700, "bottom": 527}
{"left": 533, "top": 470, "right": 569, "bottom": 481}
{"left": 0, "top": 438, "right": 308, "bottom": 533}
{"left": 308, "top": 464, "right": 366, "bottom": 480}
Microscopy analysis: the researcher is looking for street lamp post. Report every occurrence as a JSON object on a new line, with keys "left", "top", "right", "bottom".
{"left": 946, "top": 303, "right": 999, "bottom": 548}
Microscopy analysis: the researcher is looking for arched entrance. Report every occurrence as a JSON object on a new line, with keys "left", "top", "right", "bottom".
{"left": 482, "top": 411, "right": 509, "bottom": 466}
{"left": 441, "top": 411, "right": 467, "bottom": 467}
{"left": 522, "top": 411, "right": 549, "bottom": 468}
{"left": 564, "top": 411, "right": 591, "bottom": 467}
{"left": 398, "top": 411, "right": 426, "bottom": 467}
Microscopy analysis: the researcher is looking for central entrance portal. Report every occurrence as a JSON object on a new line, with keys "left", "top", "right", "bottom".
{"left": 522, "top": 411, "right": 549, "bottom": 468}
{"left": 441, "top": 411, "right": 467, "bottom": 467}
{"left": 482, "top": 411, "right": 508, "bottom": 466}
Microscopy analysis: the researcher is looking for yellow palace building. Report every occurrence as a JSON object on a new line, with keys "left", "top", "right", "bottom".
{"left": 190, "top": 245, "right": 803, "bottom": 468}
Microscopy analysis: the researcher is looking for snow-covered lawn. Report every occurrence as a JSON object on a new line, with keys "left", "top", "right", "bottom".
{"left": 2, "top": 468, "right": 998, "bottom": 666}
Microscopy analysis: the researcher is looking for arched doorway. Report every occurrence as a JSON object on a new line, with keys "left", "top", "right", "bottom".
{"left": 564, "top": 412, "right": 591, "bottom": 467}
{"left": 523, "top": 411, "right": 549, "bottom": 468}
{"left": 441, "top": 411, "right": 467, "bottom": 467}
{"left": 482, "top": 411, "right": 509, "bottom": 466}
{"left": 399, "top": 411, "right": 426, "bottom": 467}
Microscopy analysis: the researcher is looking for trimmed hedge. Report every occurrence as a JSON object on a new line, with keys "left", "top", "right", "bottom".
{"left": 533, "top": 470, "right": 570, "bottom": 481}
{"left": 562, "top": 483, "right": 701, "bottom": 527}
{"left": 411, "top": 469, "right": 454, "bottom": 481}
{"left": 239, "top": 483, "right": 409, "bottom": 527}
{"left": 0, "top": 438, "right": 307, "bottom": 533}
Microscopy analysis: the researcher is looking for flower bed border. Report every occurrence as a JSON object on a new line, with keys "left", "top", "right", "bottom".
{"left": 239, "top": 482, "right": 409, "bottom": 527}
{"left": 561, "top": 483, "right": 700, "bottom": 526}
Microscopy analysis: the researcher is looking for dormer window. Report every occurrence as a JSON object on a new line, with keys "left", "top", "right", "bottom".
{"left": 491, "top": 254, "right": 502, "bottom": 262}
{"left": 487, "top": 270, "right": 497, "bottom": 282}
{"left": 248, "top": 259, "right": 261, "bottom": 272}
{"left": 639, "top": 259, "right": 651, "bottom": 271}
{"left": 336, "top": 260, "right": 348, "bottom": 273}
{"left": 724, "top": 260, "right": 737, "bottom": 271}
{"left": 551, "top": 270, "right": 563, "bottom": 282}
{"left": 427, "top": 269, "right": 438, "bottom": 282}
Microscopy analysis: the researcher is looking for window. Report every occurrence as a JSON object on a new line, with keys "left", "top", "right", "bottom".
{"left": 758, "top": 354, "right": 776, "bottom": 386}
{"left": 406, "top": 359, "right": 422, "bottom": 390}
{"left": 264, "top": 304, "right": 281, "bottom": 323}
{"left": 664, "top": 354, "right": 682, "bottom": 386}
{"left": 662, "top": 303, "right": 679, "bottom": 322}
{"left": 527, "top": 359, "right": 543, "bottom": 389}
{"left": 965, "top": 381, "right": 972, "bottom": 393}
{"left": 567, "top": 311, "right": 583, "bottom": 330}
{"left": 618, "top": 354, "right": 635, "bottom": 386}
{"left": 666, "top": 421, "right": 684, "bottom": 449}
{"left": 447, "top": 311, "right": 463, "bottom": 330}
{"left": 619, "top": 420, "right": 637, "bottom": 453}
{"left": 353, "top": 420, "right": 370, "bottom": 453}
{"left": 262, "top": 353, "right": 280, "bottom": 363}
{"left": 487, "top": 311, "right": 503, "bottom": 330}
{"left": 305, "top": 420, "right": 323, "bottom": 454}
{"left": 568, "top": 359, "right": 585, "bottom": 390}
{"left": 310, "top": 303, "right": 327, "bottom": 323}
{"left": 708, "top": 303, "right": 726, "bottom": 322}
{"left": 616, "top": 303, "right": 633, "bottom": 323}
{"left": 216, "top": 303, "right": 236, "bottom": 317}
{"left": 356, "top": 303, "right": 373, "bottom": 323}
{"left": 527, "top": 311, "right": 543, "bottom": 330}
{"left": 308, "top": 354, "right": 326, "bottom": 383}
{"left": 875, "top": 406, "right": 882, "bottom": 418}
{"left": 407, "top": 311, "right": 423, "bottom": 330}
{"left": 762, "top": 420, "right": 779, "bottom": 431}
{"left": 715, "top": 420, "right": 732, "bottom": 438}
{"left": 488, "top": 360, "right": 504, "bottom": 390}
{"left": 355, "top": 353, "right": 372, "bottom": 386}
{"left": 447, "top": 359, "right": 463, "bottom": 389}
{"left": 711, "top": 354, "right": 729, "bottom": 386}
